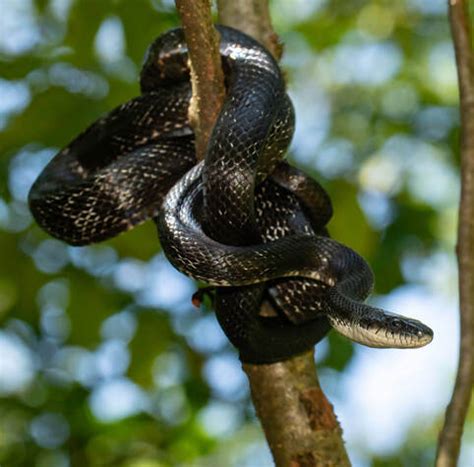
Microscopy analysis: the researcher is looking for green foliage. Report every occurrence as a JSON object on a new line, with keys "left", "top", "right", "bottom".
{"left": 0, "top": 0, "right": 471, "bottom": 466}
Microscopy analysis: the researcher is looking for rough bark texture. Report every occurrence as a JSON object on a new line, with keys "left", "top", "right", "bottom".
{"left": 174, "top": 0, "right": 350, "bottom": 464}
{"left": 244, "top": 351, "right": 350, "bottom": 467}
{"left": 217, "top": 2, "right": 350, "bottom": 466}
{"left": 175, "top": 0, "right": 225, "bottom": 161}
{"left": 217, "top": 0, "right": 283, "bottom": 59}
{"left": 436, "top": 1, "right": 474, "bottom": 466}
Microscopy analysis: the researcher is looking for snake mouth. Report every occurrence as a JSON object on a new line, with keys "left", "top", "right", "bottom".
{"left": 328, "top": 314, "right": 434, "bottom": 348}
{"left": 383, "top": 315, "right": 433, "bottom": 348}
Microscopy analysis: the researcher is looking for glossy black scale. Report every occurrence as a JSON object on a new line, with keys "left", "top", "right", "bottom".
{"left": 29, "top": 26, "right": 433, "bottom": 364}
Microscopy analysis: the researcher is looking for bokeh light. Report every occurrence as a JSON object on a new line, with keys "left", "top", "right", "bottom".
{"left": 0, "top": 1, "right": 471, "bottom": 466}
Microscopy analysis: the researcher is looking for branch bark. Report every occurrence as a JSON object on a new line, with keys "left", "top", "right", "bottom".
{"left": 216, "top": 2, "right": 350, "bottom": 465}
{"left": 217, "top": 0, "right": 283, "bottom": 59}
{"left": 244, "top": 351, "right": 350, "bottom": 466}
{"left": 175, "top": 0, "right": 225, "bottom": 161}
{"left": 436, "top": 1, "right": 474, "bottom": 466}
{"left": 175, "top": 0, "right": 350, "bottom": 465}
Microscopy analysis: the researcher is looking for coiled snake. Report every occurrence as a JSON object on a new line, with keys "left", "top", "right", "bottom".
{"left": 29, "top": 26, "right": 433, "bottom": 363}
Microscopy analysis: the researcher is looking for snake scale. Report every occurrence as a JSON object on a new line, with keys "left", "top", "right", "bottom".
{"left": 29, "top": 26, "right": 433, "bottom": 363}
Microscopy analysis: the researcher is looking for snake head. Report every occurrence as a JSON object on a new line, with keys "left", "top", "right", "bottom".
{"left": 329, "top": 310, "right": 434, "bottom": 349}
{"left": 359, "top": 312, "right": 434, "bottom": 348}
{"left": 382, "top": 315, "right": 434, "bottom": 348}
{"left": 140, "top": 28, "right": 190, "bottom": 92}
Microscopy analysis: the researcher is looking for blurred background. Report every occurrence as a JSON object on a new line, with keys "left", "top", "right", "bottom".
{"left": 0, "top": 0, "right": 472, "bottom": 465}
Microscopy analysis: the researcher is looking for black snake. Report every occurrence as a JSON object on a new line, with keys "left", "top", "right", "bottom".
{"left": 28, "top": 26, "right": 433, "bottom": 363}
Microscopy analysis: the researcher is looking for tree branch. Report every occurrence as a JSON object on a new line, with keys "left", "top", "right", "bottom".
{"left": 216, "top": 2, "right": 350, "bottom": 465}
{"left": 175, "top": 1, "right": 349, "bottom": 464}
{"left": 436, "top": 1, "right": 474, "bottom": 466}
{"left": 217, "top": 0, "right": 283, "bottom": 59}
{"left": 175, "top": 0, "right": 225, "bottom": 161}
{"left": 244, "top": 351, "right": 350, "bottom": 466}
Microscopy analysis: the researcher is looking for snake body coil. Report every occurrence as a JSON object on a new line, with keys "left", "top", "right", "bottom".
{"left": 29, "top": 26, "right": 433, "bottom": 363}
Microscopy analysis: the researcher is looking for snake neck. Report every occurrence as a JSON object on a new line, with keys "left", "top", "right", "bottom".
{"left": 201, "top": 28, "right": 293, "bottom": 246}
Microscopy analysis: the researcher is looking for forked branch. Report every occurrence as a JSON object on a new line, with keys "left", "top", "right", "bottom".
{"left": 175, "top": 0, "right": 350, "bottom": 465}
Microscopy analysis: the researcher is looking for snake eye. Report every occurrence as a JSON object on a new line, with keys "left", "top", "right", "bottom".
{"left": 390, "top": 318, "right": 402, "bottom": 329}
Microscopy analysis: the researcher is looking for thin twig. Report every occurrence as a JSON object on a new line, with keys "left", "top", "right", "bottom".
{"left": 175, "top": 0, "right": 226, "bottom": 161}
{"left": 436, "top": 1, "right": 474, "bottom": 466}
